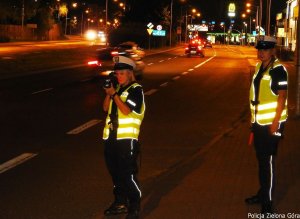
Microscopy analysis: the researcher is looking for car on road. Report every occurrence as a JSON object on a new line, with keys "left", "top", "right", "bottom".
{"left": 203, "top": 40, "right": 213, "bottom": 48}
{"left": 87, "top": 42, "right": 145, "bottom": 80}
{"left": 185, "top": 41, "right": 205, "bottom": 57}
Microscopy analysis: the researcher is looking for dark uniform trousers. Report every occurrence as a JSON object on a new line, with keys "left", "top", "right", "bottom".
{"left": 252, "top": 122, "right": 284, "bottom": 205}
{"left": 104, "top": 137, "right": 141, "bottom": 211}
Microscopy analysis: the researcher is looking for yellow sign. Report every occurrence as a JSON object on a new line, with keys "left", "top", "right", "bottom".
{"left": 294, "top": 5, "right": 299, "bottom": 18}
{"left": 228, "top": 3, "right": 236, "bottom": 13}
{"left": 228, "top": 3, "right": 236, "bottom": 17}
{"left": 147, "top": 29, "right": 153, "bottom": 35}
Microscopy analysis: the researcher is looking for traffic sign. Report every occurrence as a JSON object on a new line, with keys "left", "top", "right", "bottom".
{"left": 147, "top": 29, "right": 153, "bottom": 35}
{"left": 152, "top": 30, "right": 166, "bottom": 36}
{"left": 147, "top": 22, "right": 154, "bottom": 29}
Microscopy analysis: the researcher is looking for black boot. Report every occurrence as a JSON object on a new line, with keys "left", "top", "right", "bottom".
{"left": 104, "top": 201, "right": 128, "bottom": 216}
{"left": 245, "top": 195, "right": 261, "bottom": 205}
{"left": 261, "top": 202, "right": 273, "bottom": 214}
{"left": 126, "top": 209, "right": 139, "bottom": 219}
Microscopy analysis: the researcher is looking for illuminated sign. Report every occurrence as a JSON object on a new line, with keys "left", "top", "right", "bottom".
{"left": 277, "top": 28, "right": 285, "bottom": 37}
{"left": 147, "top": 22, "right": 154, "bottom": 29}
{"left": 228, "top": 3, "right": 236, "bottom": 17}
{"left": 152, "top": 30, "right": 166, "bottom": 36}
{"left": 276, "top": 13, "right": 283, "bottom": 20}
{"left": 294, "top": 5, "right": 299, "bottom": 18}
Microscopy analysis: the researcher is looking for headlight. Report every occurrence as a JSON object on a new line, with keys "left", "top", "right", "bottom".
{"left": 85, "top": 30, "right": 97, "bottom": 41}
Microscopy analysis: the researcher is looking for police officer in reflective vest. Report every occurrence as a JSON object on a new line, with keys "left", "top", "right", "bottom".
{"left": 102, "top": 56, "right": 145, "bottom": 219}
{"left": 245, "top": 36, "right": 288, "bottom": 214}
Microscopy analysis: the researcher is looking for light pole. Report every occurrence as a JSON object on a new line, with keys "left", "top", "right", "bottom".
{"left": 296, "top": 0, "right": 300, "bottom": 116}
{"left": 21, "top": 0, "right": 25, "bottom": 29}
{"left": 266, "top": 0, "right": 271, "bottom": 35}
{"left": 105, "top": 0, "right": 108, "bottom": 46}
{"left": 169, "top": 0, "right": 173, "bottom": 47}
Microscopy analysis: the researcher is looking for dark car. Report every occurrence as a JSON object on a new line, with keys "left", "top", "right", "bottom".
{"left": 203, "top": 40, "right": 213, "bottom": 48}
{"left": 87, "top": 42, "right": 145, "bottom": 79}
{"left": 185, "top": 42, "right": 205, "bottom": 57}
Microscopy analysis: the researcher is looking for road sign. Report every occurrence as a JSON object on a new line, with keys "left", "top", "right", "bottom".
{"left": 147, "top": 22, "right": 154, "bottom": 29}
{"left": 152, "top": 30, "right": 166, "bottom": 36}
{"left": 147, "top": 29, "right": 153, "bottom": 35}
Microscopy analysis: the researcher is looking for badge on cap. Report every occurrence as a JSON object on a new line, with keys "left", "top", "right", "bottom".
{"left": 113, "top": 56, "right": 119, "bottom": 63}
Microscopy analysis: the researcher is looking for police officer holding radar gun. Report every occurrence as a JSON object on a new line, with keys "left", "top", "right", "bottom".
{"left": 102, "top": 55, "right": 145, "bottom": 219}
{"left": 246, "top": 35, "right": 288, "bottom": 214}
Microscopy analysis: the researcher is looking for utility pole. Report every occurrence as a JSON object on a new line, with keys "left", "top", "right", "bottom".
{"left": 266, "top": 0, "right": 271, "bottom": 35}
{"left": 105, "top": 0, "right": 108, "bottom": 46}
{"left": 296, "top": 0, "right": 300, "bottom": 116}
{"left": 21, "top": 0, "right": 25, "bottom": 29}
{"left": 169, "top": 0, "right": 173, "bottom": 47}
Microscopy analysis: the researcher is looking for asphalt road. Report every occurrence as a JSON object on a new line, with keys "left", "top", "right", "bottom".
{"left": 0, "top": 44, "right": 257, "bottom": 219}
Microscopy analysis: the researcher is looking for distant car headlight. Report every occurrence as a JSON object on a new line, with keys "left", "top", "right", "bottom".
{"left": 85, "top": 30, "right": 97, "bottom": 41}
{"left": 98, "top": 31, "right": 106, "bottom": 42}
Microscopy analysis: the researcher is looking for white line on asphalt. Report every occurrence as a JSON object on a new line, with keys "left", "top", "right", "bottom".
{"left": 194, "top": 56, "right": 215, "bottom": 68}
{"left": 188, "top": 69, "right": 194, "bottom": 71}
{"left": 67, "top": 119, "right": 102, "bottom": 135}
{"left": 168, "top": 58, "right": 172, "bottom": 60}
{"left": 0, "top": 153, "right": 38, "bottom": 174}
{"left": 31, "top": 88, "right": 53, "bottom": 95}
{"left": 181, "top": 72, "right": 189, "bottom": 75}
{"left": 159, "top": 60, "right": 165, "bottom": 63}
{"left": 172, "top": 76, "right": 181, "bottom": 80}
{"left": 144, "top": 89, "right": 158, "bottom": 96}
{"left": 2, "top": 56, "right": 13, "bottom": 60}
{"left": 174, "top": 56, "right": 178, "bottom": 58}
{"left": 147, "top": 63, "right": 154, "bottom": 66}
{"left": 160, "top": 82, "right": 168, "bottom": 87}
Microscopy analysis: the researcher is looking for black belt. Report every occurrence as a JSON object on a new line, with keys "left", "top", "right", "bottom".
{"left": 251, "top": 100, "right": 260, "bottom": 106}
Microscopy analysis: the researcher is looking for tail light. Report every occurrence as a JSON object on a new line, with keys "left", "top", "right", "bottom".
{"left": 111, "top": 51, "right": 119, "bottom": 56}
{"left": 185, "top": 47, "right": 189, "bottom": 50}
{"left": 88, "top": 60, "right": 101, "bottom": 66}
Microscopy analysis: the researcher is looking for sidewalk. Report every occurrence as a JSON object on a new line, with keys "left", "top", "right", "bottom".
{"left": 139, "top": 63, "right": 300, "bottom": 218}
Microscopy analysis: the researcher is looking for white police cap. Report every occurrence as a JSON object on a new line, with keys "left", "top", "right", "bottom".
{"left": 113, "top": 56, "right": 136, "bottom": 70}
{"left": 255, "top": 35, "right": 277, "bottom": 49}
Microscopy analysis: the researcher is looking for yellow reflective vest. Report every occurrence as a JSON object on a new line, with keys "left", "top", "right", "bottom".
{"left": 103, "top": 83, "right": 145, "bottom": 140}
{"left": 250, "top": 59, "right": 288, "bottom": 125}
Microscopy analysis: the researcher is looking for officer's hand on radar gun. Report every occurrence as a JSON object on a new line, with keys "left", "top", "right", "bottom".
{"left": 104, "top": 85, "right": 115, "bottom": 96}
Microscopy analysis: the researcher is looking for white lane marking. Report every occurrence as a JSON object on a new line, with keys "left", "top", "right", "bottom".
{"left": 160, "top": 82, "right": 168, "bottom": 87}
{"left": 2, "top": 56, "right": 13, "bottom": 60}
{"left": 31, "top": 88, "right": 53, "bottom": 95}
{"left": 144, "top": 89, "right": 158, "bottom": 96}
{"left": 159, "top": 60, "right": 165, "bottom": 63}
{"left": 181, "top": 72, "right": 189, "bottom": 75}
{"left": 194, "top": 56, "right": 215, "bottom": 68}
{"left": 172, "top": 76, "right": 180, "bottom": 80}
{"left": 147, "top": 63, "right": 154, "bottom": 66}
{"left": 188, "top": 69, "right": 194, "bottom": 72}
{"left": 174, "top": 56, "right": 178, "bottom": 58}
{"left": 168, "top": 58, "right": 172, "bottom": 60}
{"left": 0, "top": 153, "right": 38, "bottom": 174}
{"left": 67, "top": 119, "right": 102, "bottom": 135}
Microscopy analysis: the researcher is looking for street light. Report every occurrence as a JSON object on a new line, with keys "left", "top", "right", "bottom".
{"left": 170, "top": 0, "right": 173, "bottom": 47}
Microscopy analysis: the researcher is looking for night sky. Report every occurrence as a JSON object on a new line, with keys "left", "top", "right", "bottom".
{"left": 89, "top": 0, "right": 287, "bottom": 25}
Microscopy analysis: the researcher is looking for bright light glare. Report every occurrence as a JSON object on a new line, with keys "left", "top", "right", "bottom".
{"left": 98, "top": 31, "right": 106, "bottom": 42}
{"left": 85, "top": 30, "right": 97, "bottom": 40}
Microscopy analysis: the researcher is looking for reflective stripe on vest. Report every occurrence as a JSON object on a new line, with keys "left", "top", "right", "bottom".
{"left": 103, "top": 83, "right": 145, "bottom": 140}
{"left": 249, "top": 60, "right": 288, "bottom": 125}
